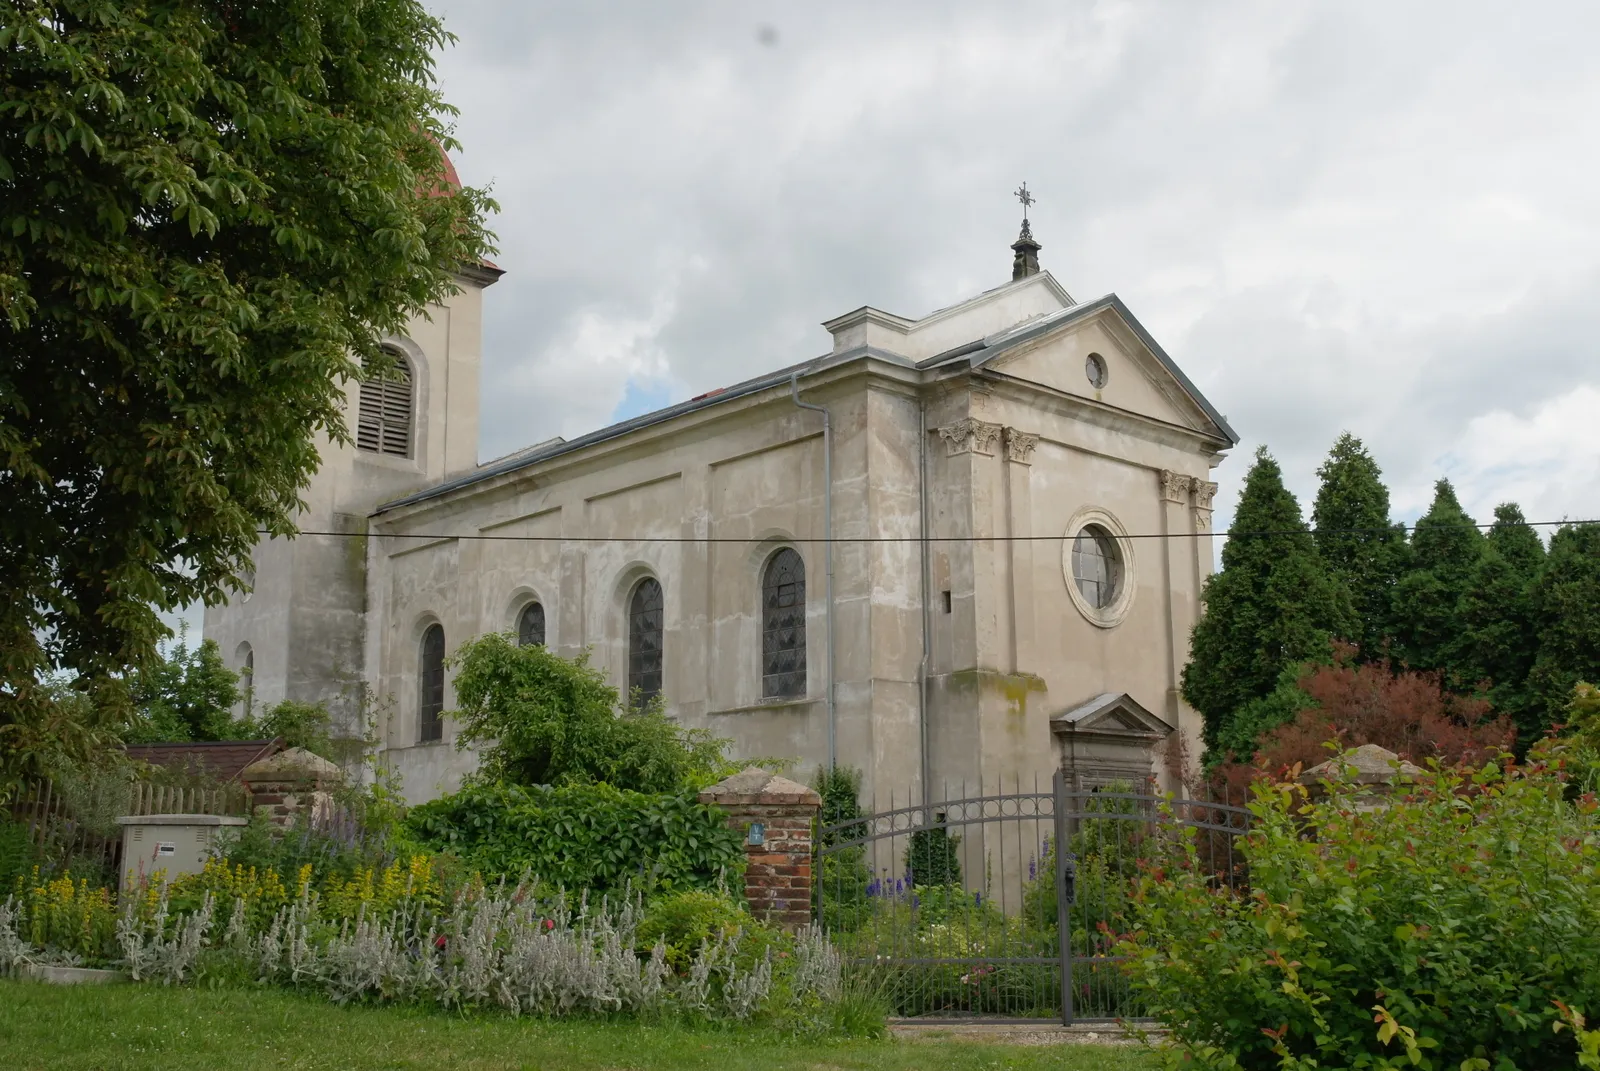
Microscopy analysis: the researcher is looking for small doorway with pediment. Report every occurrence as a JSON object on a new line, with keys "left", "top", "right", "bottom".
{"left": 1049, "top": 692, "right": 1175, "bottom": 794}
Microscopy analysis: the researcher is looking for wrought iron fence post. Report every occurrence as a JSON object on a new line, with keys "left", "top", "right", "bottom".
{"left": 1053, "top": 768, "right": 1074, "bottom": 1026}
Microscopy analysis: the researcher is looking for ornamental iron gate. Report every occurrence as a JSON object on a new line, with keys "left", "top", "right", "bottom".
{"left": 814, "top": 770, "right": 1251, "bottom": 1024}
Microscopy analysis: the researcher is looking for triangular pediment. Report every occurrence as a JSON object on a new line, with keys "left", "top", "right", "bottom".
{"left": 1050, "top": 692, "right": 1174, "bottom": 738}
{"left": 967, "top": 295, "right": 1237, "bottom": 445}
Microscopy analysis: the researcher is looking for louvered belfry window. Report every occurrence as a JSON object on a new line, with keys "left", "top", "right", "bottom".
{"left": 418, "top": 624, "right": 445, "bottom": 743}
{"left": 627, "top": 578, "right": 664, "bottom": 707}
{"left": 762, "top": 548, "right": 806, "bottom": 698}
{"left": 357, "top": 352, "right": 414, "bottom": 457}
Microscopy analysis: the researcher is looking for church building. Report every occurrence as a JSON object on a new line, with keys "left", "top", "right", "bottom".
{"left": 204, "top": 206, "right": 1237, "bottom": 805}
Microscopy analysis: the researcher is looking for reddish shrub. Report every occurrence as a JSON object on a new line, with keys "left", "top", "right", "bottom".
{"left": 1216, "top": 649, "right": 1514, "bottom": 788}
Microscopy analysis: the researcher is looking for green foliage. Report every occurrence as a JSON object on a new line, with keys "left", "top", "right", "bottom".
{"left": 1528, "top": 524, "right": 1600, "bottom": 729}
{"left": 1458, "top": 504, "right": 1547, "bottom": 744}
{"left": 1120, "top": 760, "right": 1600, "bottom": 1069}
{"left": 1210, "top": 661, "right": 1320, "bottom": 765}
{"left": 904, "top": 826, "right": 961, "bottom": 887}
{"left": 811, "top": 765, "right": 871, "bottom": 932}
{"left": 1390, "top": 479, "right": 1485, "bottom": 681}
{"left": 1184, "top": 447, "right": 1355, "bottom": 749}
{"left": 1534, "top": 681, "right": 1600, "bottom": 797}
{"left": 637, "top": 888, "right": 751, "bottom": 972}
{"left": 0, "top": 0, "right": 494, "bottom": 792}
{"left": 246, "top": 700, "right": 335, "bottom": 760}
{"left": 448, "top": 634, "right": 734, "bottom": 793}
{"left": 403, "top": 781, "right": 745, "bottom": 895}
{"left": 217, "top": 809, "right": 392, "bottom": 887}
{"left": 0, "top": 816, "right": 35, "bottom": 891}
{"left": 124, "top": 629, "right": 241, "bottom": 743}
{"left": 1312, "top": 433, "right": 1408, "bottom": 659}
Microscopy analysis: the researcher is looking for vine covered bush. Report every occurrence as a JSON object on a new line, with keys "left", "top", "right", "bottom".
{"left": 1119, "top": 756, "right": 1600, "bottom": 1069}
{"left": 402, "top": 782, "right": 744, "bottom": 894}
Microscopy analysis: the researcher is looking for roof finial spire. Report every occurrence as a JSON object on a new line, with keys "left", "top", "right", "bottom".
{"left": 1011, "top": 182, "right": 1041, "bottom": 280}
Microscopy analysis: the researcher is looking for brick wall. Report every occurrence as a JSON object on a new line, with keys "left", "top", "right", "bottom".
{"left": 698, "top": 768, "right": 822, "bottom": 931}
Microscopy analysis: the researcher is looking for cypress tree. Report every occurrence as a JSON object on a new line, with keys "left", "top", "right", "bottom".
{"left": 1182, "top": 447, "right": 1355, "bottom": 751}
{"left": 1390, "top": 480, "right": 1483, "bottom": 680}
{"left": 1311, "top": 433, "right": 1407, "bottom": 658}
{"left": 1459, "top": 503, "right": 1546, "bottom": 745}
{"left": 1527, "top": 523, "right": 1600, "bottom": 729}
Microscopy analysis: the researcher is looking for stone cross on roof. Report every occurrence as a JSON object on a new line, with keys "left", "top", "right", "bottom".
{"left": 1011, "top": 182, "right": 1042, "bottom": 280}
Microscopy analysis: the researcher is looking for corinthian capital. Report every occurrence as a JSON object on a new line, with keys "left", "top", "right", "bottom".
{"left": 1003, "top": 427, "right": 1039, "bottom": 464}
{"left": 1159, "top": 469, "right": 1196, "bottom": 504}
{"left": 937, "top": 418, "right": 1004, "bottom": 456}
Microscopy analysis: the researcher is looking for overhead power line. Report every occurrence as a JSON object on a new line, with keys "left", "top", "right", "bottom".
{"left": 263, "top": 518, "right": 1598, "bottom": 545}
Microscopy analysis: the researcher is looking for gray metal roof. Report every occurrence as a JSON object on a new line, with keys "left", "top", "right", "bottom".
{"left": 373, "top": 344, "right": 912, "bottom": 514}
{"left": 374, "top": 292, "right": 1235, "bottom": 516}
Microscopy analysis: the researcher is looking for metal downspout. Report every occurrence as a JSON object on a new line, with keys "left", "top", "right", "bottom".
{"left": 917, "top": 397, "right": 932, "bottom": 809}
{"left": 791, "top": 373, "right": 836, "bottom": 770}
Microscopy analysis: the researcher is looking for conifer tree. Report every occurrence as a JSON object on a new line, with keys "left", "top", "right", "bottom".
{"left": 1182, "top": 448, "right": 1355, "bottom": 750}
{"left": 1311, "top": 433, "right": 1407, "bottom": 658}
{"left": 1389, "top": 480, "right": 1483, "bottom": 680}
{"left": 1527, "top": 523, "right": 1600, "bottom": 728}
{"left": 1459, "top": 503, "right": 1546, "bottom": 744}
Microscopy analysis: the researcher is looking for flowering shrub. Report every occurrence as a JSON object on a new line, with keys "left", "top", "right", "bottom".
{"left": 1118, "top": 758, "right": 1600, "bottom": 1069}
{"left": 10, "top": 868, "right": 117, "bottom": 963}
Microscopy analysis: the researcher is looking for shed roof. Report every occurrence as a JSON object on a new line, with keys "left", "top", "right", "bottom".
{"left": 124, "top": 739, "right": 283, "bottom": 782}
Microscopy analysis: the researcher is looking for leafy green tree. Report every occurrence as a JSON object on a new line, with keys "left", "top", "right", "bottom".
{"left": 1527, "top": 524, "right": 1600, "bottom": 728}
{"left": 1389, "top": 480, "right": 1483, "bottom": 681}
{"left": 1182, "top": 447, "right": 1355, "bottom": 750}
{"left": 1459, "top": 503, "right": 1547, "bottom": 744}
{"left": 448, "top": 634, "right": 733, "bottom": 794}
{"left": 124, "top": 630, "right": 240, "bottom": 743}
{"left": 1, "top": 1, "right": 494, "bottom": 782}
{"left": 1311, "top": 433, "right": 1407, "bottom": 658}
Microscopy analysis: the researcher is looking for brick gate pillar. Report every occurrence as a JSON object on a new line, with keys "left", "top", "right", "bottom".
{"left": 240, "top": 747, "right": 345, "bottom": 830}
{"left": 698, "top": 767, "right": 821, "bottom": 931}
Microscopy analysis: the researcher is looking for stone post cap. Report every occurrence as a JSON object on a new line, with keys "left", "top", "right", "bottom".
{"left": 698, "top": 767, "right": 821, "bottom": 807}
{"left": 1299, "top": 744, "right": 1424, "bottom": 786}
{"left": 240, "top": 746, "right": 344, "bottom": 786}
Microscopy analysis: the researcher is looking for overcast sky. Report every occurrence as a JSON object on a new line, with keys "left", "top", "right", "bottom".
{"left": 416, "top": 0, "right": 1599, "bottom": 541}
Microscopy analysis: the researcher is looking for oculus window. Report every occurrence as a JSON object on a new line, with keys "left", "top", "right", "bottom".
{"left": 1071, "top": 525, "right": 1122, "bottom": 609}
{"left": 1085, "top": 352, "right": 1109, "bottom": 390}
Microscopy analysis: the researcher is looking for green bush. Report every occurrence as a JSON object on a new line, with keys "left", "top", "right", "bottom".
{"left": 0, "top": 816, "right": 36, "bottom": 891}
{"left": 812, "top": 765, "right": 871, "bottom": 933}
{"left": 637, "top": 888, "right": 755, "bottom": 972}
{"left": 403, "top": 781, "right": 744, "bottom": 895}
{"left": 1120, "top": 758, "right": 1600, "bottom": 1069}
{"left": 905, "top": 826, "right": 961, "bottom": 886}
{"left": 447, "top": 634, "right": 736, "bottom": 793}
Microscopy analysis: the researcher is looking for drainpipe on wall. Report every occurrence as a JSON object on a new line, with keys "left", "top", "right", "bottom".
{"left": 917, "top": 397, "right": 932, "bottom": 809}
{"left": 790, "top": 372, "right": 836, "bottom": 771}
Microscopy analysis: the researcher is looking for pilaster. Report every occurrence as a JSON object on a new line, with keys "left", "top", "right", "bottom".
{"left": 1158, "top": 470, "right": 1197, "bottom": 721}
{"left": 1002, "top": 427, "right": 1039, "bottom": 674}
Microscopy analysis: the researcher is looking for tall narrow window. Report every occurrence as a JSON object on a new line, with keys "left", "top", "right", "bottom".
{"left": 418, "top": 624, "right": 445, "bottom": 743}
{"left": 761, "top": 548, "right": 807, "bottom": 698}
{"left": 356, "top": 351, "right": 414, "bottom": 457}
{"left": 627, "top": 578, "right": 664, "bottom": 707}
{"left": 517, "top": 602, "right": 546, "bottom": 647}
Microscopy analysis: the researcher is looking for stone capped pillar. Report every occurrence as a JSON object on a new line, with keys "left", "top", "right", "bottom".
{"left": 1298, "top": 744, "right": 1423, "bottom": 810}
{"left": 698, "top": 767, "right": 822, "bottom": 930}
{"left": 240, "top": 747, "right": 345, "bottom": 829}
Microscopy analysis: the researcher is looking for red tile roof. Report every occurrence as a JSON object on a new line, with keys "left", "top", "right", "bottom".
{"left": 124, "top": 739, "right": 283, "bottom": 783}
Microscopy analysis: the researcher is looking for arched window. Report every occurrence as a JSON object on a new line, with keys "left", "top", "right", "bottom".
{"left": 627, "top": 578, "right": 664, "bottom": 707}
{"left": 761, "top": 548, "right": 806, "bottom": 698}
{"left": 418, "top": 624, "right": 445, "bottom": 743}
{"left": 356, "top": 350, "right": 414, "bottom": 457}
{"left": 517, "top": 602, "right": 546, "bottom": 647}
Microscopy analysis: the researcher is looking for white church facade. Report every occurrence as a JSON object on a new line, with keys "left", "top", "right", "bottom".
{"left": 205, "top": 221, "right": 1236, "bottom": 805}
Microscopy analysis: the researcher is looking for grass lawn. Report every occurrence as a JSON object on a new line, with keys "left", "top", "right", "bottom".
{"left": 0, "top": 981, "right": 1162, "bottom": 1071}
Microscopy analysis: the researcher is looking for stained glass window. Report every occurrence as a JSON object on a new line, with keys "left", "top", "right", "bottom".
{"left": 628, "top": 579, "right": 664, "bottom": 707}
{"left": 761, "top": 548, "right": 807, "bottom": 698}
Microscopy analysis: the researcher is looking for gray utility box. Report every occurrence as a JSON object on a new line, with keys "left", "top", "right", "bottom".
{"left": 116, "top": 814, "right": 248, "bottom": 892}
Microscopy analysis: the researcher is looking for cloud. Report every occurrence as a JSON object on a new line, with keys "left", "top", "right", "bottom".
{"left": 422, "top": 0, "right": 1600, "bottom": 530}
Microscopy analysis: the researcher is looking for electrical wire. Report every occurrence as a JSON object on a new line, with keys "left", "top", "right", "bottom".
{"left": 261, "top": 519, "right": 1599, "bottom": 545}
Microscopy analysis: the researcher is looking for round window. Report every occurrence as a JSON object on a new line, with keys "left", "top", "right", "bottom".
{"left": 1085, "top": 352, "right": 1108, "bottom": 390}
{"left": 1070, "top": 525, "right": 1121, "bottom": 609}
